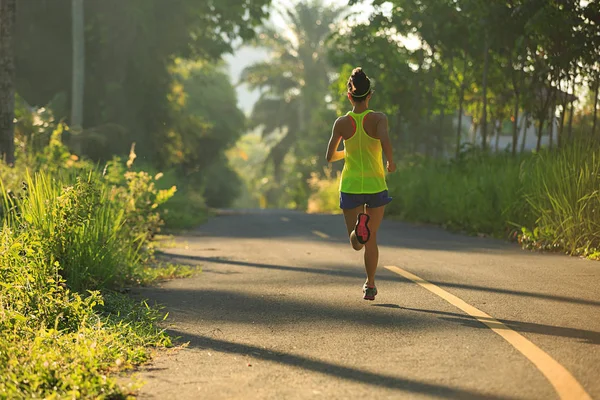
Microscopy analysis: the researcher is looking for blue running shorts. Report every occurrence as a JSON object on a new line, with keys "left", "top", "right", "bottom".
{"left": 340, "top": 190, "right": 392, "bottom": 210}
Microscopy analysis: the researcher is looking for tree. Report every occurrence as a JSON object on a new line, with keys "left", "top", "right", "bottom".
{"left": 14, "top": 0, "right": 270, "bottom": 163}
{"left": 241, "top": 0, "right": 343, "bottom": 207}
{"left": 0, "top": 0, "right": 16, "bottom": 165}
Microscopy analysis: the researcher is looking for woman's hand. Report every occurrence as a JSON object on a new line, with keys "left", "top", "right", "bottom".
{"left": 387, "top": 160, "right": 396, "bottom": 173}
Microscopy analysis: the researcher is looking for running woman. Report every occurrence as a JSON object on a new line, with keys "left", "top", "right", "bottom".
{"left": 325, "top": 67, "right": 396, "bottom": 301}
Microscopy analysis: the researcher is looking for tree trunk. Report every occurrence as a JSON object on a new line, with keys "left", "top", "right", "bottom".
{"left": 521, "top": 115, "right": 529, "bottom": 153}
{"left": 438, "top": 81, "right": 448, "bottom": 158}
{"left": 494, "top": 120, "right": 501, "bottom": 152}
{"left": 558, "top": 103, "right": 566, "bottom": 148}
{"left": 536, "top": 117, "right": 544, "bottom": 152}
{"left": 510, "top": 45, "right": 525, "bottom": 156}
{"left": 456, "top": 89, "right": 464, "bottom": 158}
{"left": 455, "top": 55, "right": 467, "bottom": 158}
{"left": 592, "top": 77, "right": 599, "bottom": 137}
{"left": 71, "top": 0, "right": 85, "bottom": 131}
{"left": 425, "top": 50, "right": 436, "bottom": 158}
{"left": 0, "top": 0, "right": 16, "bottom": 165}
{"left": 567, "top": 76, "right": 575, "bottom": 140}
{"left": 512, "top": 92, "right": 520, "bottom": 156}
{"left": 481, "top": 37, "right": 490, "bottom": 150}
{"left": 557, "top": 78, "right": 568, "bottom": 148}
{"left": 548, "top": 113, "right": 554, "bottom": 149}
{"left": 547, "top": 95, "right": 556, "bottom": 149}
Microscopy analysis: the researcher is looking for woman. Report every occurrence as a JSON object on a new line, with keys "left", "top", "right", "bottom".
{"left": 325, "top": 67, "right": 396, "bottom": 301}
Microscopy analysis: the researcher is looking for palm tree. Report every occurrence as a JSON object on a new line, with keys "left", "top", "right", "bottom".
{"left": 0, "top": 0, "right": 16, "bottom": 165}
{"left": 241, "top": 0, "right": 343, "bottom": 206}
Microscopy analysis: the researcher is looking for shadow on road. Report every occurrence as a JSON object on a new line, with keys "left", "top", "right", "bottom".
{"left": 167, "top": 329, "right": 515, "bottom": 400}
{"left": 158, "top": 251, "right": 600, "bottom": 308}
{"left": 189, "top": 211, "right": 515, "bottom": 254}
{"left": 137, "top": 286, "right": 425, "bottom": 329}
{"left": 393, "top": 307, "right": 600, "bottom": 345}
{"left": 157, "top": 251, "right": 389, "bottom": 281}
{"left": 428, "top": 281, "right": 600, "bottom": 308}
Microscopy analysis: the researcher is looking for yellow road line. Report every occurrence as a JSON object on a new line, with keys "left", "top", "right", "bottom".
{"left": 312, "top": 230, "right": 330, "bottom": 239}
{"left": 385, "top": 265, "right": 592, "bottom": 400}
{"left": 281, "top": 217, "right": 290, "bottom": 222}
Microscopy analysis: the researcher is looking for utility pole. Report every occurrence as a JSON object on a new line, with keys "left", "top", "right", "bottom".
{"left": 71, "top": 0, "right": 84, "bottom": 153}
{"left": 0, "top": 0, "right": 16, "bottom": 165}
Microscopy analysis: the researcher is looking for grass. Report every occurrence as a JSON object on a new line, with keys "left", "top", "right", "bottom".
{"left": 0, "top": 142, "right": 196, "bottom": 398}
{"left": 0, "top": 225, "right": 175, "bottom": 399}
{"left": 519, "top": 140, "right": 600, "bottom": 258}
{"left": 386, "top": 151, "right": 531, "bottom": 237}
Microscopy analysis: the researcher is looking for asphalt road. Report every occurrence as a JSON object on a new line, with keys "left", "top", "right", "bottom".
{"left": 131, "top": 210, "right": 600, "bottom": 400}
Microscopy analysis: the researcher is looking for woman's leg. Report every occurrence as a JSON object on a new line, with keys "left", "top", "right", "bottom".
{"left": 363, "top": 205, "right": 386, "bottom": 286}
{"left": 342, "top": 205, "right": 365, "bottom": 251}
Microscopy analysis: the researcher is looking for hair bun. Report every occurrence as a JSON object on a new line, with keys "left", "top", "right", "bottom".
{"left": 352, "top": 67, "right": 367, "bottom": 79}
{"left": 348, "top": 67, "right": 371, "bottom": 98}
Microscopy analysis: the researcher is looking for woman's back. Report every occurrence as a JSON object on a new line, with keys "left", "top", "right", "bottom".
{"left": 340, "top": 110, "right": 388, "bottom": 194}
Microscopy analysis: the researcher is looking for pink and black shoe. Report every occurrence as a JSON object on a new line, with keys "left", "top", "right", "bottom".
{"left": 354, "top": 213, "right": 371, "bottom": 244}
{"left": 363, "top": 283, "right": 378, "bottom": 301}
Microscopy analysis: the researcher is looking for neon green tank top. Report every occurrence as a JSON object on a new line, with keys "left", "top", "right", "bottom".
{"left": 340, "top": 110, "right": 388, "bottom": 194}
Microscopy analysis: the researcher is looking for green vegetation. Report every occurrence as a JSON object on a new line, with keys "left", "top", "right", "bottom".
{"left": 237, "top": 1, "right": 344, "bottom": 208}
{"left": 309, "top": 140, "right": 600, "bottom": 259}
{"left": 0, "top": 127, "right": 196, "bottom": 398}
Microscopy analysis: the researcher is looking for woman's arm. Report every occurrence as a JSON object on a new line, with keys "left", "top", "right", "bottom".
{"left": 326, "top": 117, "right": 345, "bottom": 163}
{"left": 376, "top": 113, "right": 396, "bottom": 172}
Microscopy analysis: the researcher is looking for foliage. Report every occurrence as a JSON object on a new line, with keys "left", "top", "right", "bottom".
{"left": 0, "top": 231, "right": 171, "bottom": 398}
{"left": 386, "top": 150, "right": 531, "bottom": 237}
{"left": 307, "top": 168, "right": 342, "bottom": 214}
{"left": 519, "top": 139, "right": 600, "bottom": 258}
{"left": 167, "top": 59, "right": 246, "bottom": 176}
{"left": 332, "top": 0, "right": 600, "bottom": 155}
{"left": 240, "top": 0, "right": 343, "bottom": 208}
{"left": 160, "top": 188, "right": 209, "bottom": 231}
{"left": 14, "top": 0, "right": 269, "bottom": 164}
{"left": 0, "top": 126, "right": 194, "bottom": 398}
{"left": 2, "top": 140, "right": 176, "bottom": 292}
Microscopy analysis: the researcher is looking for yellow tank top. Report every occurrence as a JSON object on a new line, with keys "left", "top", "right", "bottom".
{"left": 340, "top": 110, "right": 388, "bottom": 194}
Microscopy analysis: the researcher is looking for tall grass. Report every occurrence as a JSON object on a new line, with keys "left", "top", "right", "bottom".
{"left": 0, "top": 151, "right": 185, "bottom": 397}
{"left": 521, "top": 140, "right": 600, "bottom": 257}
{"left": 386, "top": 152, "right": 532, "bottom": 237}
{"left": 1, "top": 170, "right": 161, "bottom": 291}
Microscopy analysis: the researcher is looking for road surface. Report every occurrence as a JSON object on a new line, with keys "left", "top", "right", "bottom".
{"left": 131, "top": 210, "right": 600, "bottom": 399}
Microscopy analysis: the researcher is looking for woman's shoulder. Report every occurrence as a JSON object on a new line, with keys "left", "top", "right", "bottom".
{"left": 365, "top": 111, "right": 387, "bottom": 124}
{"left": 368, "top": 110, "right": 387, "bottom": 119}
{"left": 335, "top": 114, "right": 354, "bottom": 127}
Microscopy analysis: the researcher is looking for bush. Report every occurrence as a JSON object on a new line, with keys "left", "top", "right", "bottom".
{"left": 386, "top": 151, "right": 531, "bottom": 237}
{"left": 520, "top": 140, "right": 600, "bottom": 258}
{"left": 386, "top": 142, "right": 599, "bottom": 258}
{"left": 0, "top": 227, "right": 172, "bottom": 399}
{"left": 0, "top": 136, "right": 190, "bottom": 398}
{"left": 2, "top": 165, "right": 175, "bottom": 291}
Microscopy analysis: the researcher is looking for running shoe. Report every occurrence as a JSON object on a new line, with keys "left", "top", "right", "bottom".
{"left": 354, "top": 213, "right": 371, "bottom": 244}
{"left": 363, "top": 283, "right": 378, "bottom": 301}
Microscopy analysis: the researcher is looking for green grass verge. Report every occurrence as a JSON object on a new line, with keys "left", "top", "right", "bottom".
{"left": 0, "top": 153, "right": 197, "bottom": 398}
